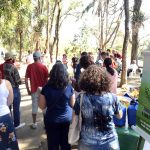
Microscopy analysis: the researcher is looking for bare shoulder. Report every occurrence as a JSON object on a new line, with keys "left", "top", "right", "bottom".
{"left": 5, "top": 80, "right": 12, "bottom": 89}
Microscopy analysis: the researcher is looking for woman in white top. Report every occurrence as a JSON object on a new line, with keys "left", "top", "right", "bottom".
{"left": 0, "top": 70, "right": 19, "bottom": 149}
{"left": 127, "top": 60, "right": 138, "bottom": 77}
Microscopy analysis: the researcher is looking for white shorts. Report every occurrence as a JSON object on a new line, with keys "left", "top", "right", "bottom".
{"left": 31, "top": 92, "right": 39, "bottom": 114}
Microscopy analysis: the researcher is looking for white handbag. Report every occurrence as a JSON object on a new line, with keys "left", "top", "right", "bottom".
{"left": 68, "top": 93, "right": 84, "bottom": 145}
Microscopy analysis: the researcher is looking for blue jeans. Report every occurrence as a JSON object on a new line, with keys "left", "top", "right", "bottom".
{"left": 12, "top": 87, "right": 21, "bottom": 127}
{"left": 78, "top": 139, "right": 120, "bottom": 150}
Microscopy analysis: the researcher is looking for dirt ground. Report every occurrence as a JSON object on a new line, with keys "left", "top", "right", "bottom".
{"left": 16, "top": 83, "right": 46, "bottom": 150}
{"left": 16, "top": 64, "right": 47, "bottom": 150}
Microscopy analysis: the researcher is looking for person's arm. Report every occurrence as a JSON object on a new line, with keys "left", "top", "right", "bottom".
{"left": 25, "top": 66, "right": 31, "bottom": 95}
{"left": 25, "top": 77, "right": 31, "bottom": 95}
{"left": 70, "top": 93, "right": 75, "bottom": 108}
{"left": 6, "top": 80, "right": 14, "bottom": 106}
{"left": 44, "top": 66, "right": 49, "bottom": 82}
{"left": 113, "top": 95, "right": 123, "bottom": 119}
{"left": 37, "top": 87, "right": 42, "bottom": 96}
{"left": 115, "top": 110, "right": 123, "bottom": 119}
{"left": 39, "top": 94, "right": 46, "bottom": 110}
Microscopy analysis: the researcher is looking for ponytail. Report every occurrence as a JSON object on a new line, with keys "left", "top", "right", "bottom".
{"left": 106, "top": 66, "right": 114, "bottom": 76}
{"left": 104, "top": 58, "right": 115, "bottom": 76}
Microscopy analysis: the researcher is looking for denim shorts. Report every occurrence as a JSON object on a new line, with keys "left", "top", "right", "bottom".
{"left": 78, "top": 139, "right": 120, "bottom": 150}
{"left": 31, "top": 92, "right": 39, "bottom": 114}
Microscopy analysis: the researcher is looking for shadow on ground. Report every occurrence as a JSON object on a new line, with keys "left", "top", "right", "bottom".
{"left": 16, "top": 84, "right": 47, "bottom": 150}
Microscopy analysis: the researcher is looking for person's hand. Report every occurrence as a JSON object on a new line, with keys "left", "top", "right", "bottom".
{"left": 27, "top": 90, "right": 31, "bottom": 95}
{"left": 37, "top": 87, "right": 42, "bottom": 95}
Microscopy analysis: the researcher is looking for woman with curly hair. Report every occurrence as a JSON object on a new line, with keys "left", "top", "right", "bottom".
{"left": 39, "top": 63, "right": 75, "bottom": 150}
{"left": 104, "top": 57, "right": 118, "bottom": 94}
{"left": 73, "top": 65, "right": 122, "bottom": 150}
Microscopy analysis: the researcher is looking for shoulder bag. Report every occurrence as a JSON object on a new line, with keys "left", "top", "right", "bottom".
{"left": 68, "top": 92, "right": 84, "bottom": 145}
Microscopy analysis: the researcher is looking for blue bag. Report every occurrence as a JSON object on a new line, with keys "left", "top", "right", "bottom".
{"left": 113, "top": 105, "right": 126, "bottom": 127}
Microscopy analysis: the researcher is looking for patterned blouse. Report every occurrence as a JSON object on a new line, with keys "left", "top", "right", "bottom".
{"left": 73, "top": 92, "right": 122, "bottom": 145}
{"left": 1, "top": 61, "right": 21, "bottom": 88}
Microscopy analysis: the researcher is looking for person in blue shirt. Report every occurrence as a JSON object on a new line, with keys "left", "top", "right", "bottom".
{"left": 73, "top": 65, "right": 123, "bottom": 150}
{"left": 74, "top": 51, "right": 87, "bottom": 82}
{"left": 39, "top": 62, "right": 75, "bottom": 150}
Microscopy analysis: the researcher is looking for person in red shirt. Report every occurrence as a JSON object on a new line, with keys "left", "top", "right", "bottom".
{"left": 25, "top": 51, "right": 48, "bottom": 129}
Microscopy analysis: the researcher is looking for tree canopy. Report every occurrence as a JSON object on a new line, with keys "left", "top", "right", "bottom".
{"left": 0, "top": 0, "right": 148, "bottom": 63}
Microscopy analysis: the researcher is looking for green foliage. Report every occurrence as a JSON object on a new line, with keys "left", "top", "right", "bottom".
{"left": 0, "top": 0, "right": 21, "bottom": 20}
{"left": 0, "top": 0, "right": 147, "bottom": 60}
{"left": 33, "top": 16, "right": 46, "bottom": 33}
{"left": 11, "top": 0, "right": 21, "bottom": 9}
{"left": 132, "top": 11, "right": 145, "bottom": 26}
{"left": 64, "top": 45, "right": 81, "bottom": 58}
{"left": 115, "top": 45, "right": 122, "bottom": 51}
{"left": 0, "top": 0, "right": 32, "bottom": 53}
{"left": 0, "top": 15, "right": 17, "bottom": 50}
{"left": 16, "top": 8, "right": 30, "bottom": 30}
{"left": 64, "top": 23, "right": 91, "bottom": 58}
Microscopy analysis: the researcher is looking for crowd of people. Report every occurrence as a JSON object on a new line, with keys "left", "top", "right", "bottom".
{"left": 0, "top": 48, "right": 138, "bottom": 150}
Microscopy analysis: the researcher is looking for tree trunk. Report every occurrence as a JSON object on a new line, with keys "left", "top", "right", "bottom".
{"left": 111, "top": 11, "right": 123, "bottom": 48}
{"left": 131, "top": 0, "right": 142, "bottom": 63}
{"left": 100, "top": 6, "right": 104, "bottom": 49}
{"left": 111, "top": 24, "right": 120, "bottom": 48}
{"left": 131, "top": 29, "right": 139, "bottom": 63}
{"left": 120, "top": 0, "right": 130, "bottom": 86}
{"left": 35, "top": 40, "right": 40, "bottom": 50}
{"left": 49, "top": 1, "right": 57, "bottom": 63}
{"left": 98, "top": 15, "right": 101, "bottom": 48}
{"left": 55, "top": 0, "right": 61, "bottom": 61}
{"left": 46, "top": 0, "right": 50, "bottom": 53}
{"left": 19, "top": 30, "right": 23, "bottom": 62}
{"left": 49, "top": 44, "right": 53, "bottom": 63}
{"left": 34, "top": 0, "right": 44, "bottom": 51}
{"left": 97, "top": 1, "right": 123, "bottom": 49}
{"left": 105, "top": 1, "right": 108, "bottom": 50}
